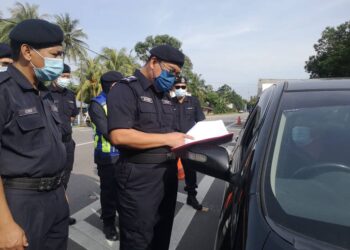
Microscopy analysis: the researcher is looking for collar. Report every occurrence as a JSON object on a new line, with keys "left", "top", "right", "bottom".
{"left": 7, "top": 64, "right": 37, "bottom": 90}
{"left": 48, "top": 83, "right": 67, "bottom": 93}
{"left": 134, "top": 69, "right": 153, "bottom": 91}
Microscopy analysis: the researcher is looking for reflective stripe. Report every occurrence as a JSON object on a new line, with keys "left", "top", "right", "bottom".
{"left": 91, "top": 93, "right": 119, "bottom": 156}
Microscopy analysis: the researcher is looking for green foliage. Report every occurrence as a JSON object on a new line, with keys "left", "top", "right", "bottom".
{"left": 98, "top": 47, "right": 140, "bottom": 76}
{"left": 134, "top": 35, "right": 182, "bottom": 62}
{"left": 0, "top": 2, "right": 46, "bottom": 43}
{"left": 55, "top": 13, "right": 88, "bottom": 62}
{"left": 305, "top": 21, "right": 350, "bottom": 78}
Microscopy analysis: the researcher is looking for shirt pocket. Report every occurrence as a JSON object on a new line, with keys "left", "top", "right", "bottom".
{"left": 161, "top": 102, "right": 174, "bottom": 128}
{"left": 185, "top": 107, "right": 195, "bottom": 119}
{"left": 16, "top": 108, "right": 47, "bottom": 149}
{"left": 139, "top": 102, "right": 157, "bottom": 128}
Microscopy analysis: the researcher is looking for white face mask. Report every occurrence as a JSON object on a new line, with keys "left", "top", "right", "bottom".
{"left": 292, "top": 126, "right": 313, "bottom": 146}
{"left": 56, "top": 77, "right": 71, "bottom": 88}
{"left": 0, "top": 66, "right": 7, "bottom": 72}
{"left": 175, "top": 88, "right": 187, "bottom": 97}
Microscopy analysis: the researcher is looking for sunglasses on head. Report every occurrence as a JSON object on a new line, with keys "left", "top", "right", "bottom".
{"left": 175, "top": 85, "right": 186, "bottom": 90}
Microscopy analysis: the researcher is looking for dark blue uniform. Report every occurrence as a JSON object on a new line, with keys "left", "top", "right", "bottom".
{"left": 173, "top": 96, "right": 205, "bottom": 196}
{"left": 107, "top": 69, "right": 178, "bottom": 250}
{"left": 0, "top": 65, "right": 69, "bottom": 249}
{"left": 49, "top": 84, "right": 79, "bottom": 188}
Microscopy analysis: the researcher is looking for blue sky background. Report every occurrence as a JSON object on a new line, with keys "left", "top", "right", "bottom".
{"left": 2, "top": 0, "right": 350, "bottom": 98}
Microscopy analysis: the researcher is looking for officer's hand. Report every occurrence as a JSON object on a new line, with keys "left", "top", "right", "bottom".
{"left": 166, "top": 132, "right": 194, "bottom": 148}
{"left": 0, "top": 220, "right": 28, "bottom": 250}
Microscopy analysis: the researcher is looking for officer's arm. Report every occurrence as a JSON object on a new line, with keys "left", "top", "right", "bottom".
{"left": 88, "top": 102, "right": 109, "bottom": 140}
{"left": 109, "top": 128, "right": 190, "bottom": 149}
{"left": 0, "top": 89, "right": 28, "bottom": 249}
{"left": 70, "top": 92, "right": 79, "bottom": 121}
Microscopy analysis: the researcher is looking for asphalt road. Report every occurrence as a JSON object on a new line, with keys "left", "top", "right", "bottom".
{"left": 67, "top": 113, "right": 247, "bottom": 250}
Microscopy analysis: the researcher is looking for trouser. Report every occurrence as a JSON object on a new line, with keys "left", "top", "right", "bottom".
{"left": 116, "top": 159, "right": 178, "bottom": 250}
{"left": 4, "top": 186, "right": 69, "bottom": 250}
{"left": 97, "top": 163, "right": 118, "bottom": 224}
{"left": 63, "top": 139, "right": 75, "bottom": 189}
{"left": 182, "top": 159, "right": 198, "bottom": 196}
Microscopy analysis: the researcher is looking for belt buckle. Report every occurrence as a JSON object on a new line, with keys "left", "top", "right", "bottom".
{"left": 38, "top": 177, "right": 54, "bottom": 191}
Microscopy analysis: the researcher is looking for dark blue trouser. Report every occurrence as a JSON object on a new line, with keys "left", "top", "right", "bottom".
{"left": 97, "top": 163, "right": 118, "bottom": 224}
{"left": 182, "top": 159, "right": 198, "bottom": 196}
{"left": 63, "top": 139, "right": 75, "bottom": 189}
{"left": 116, "top": 159, "right": 178, "bottom": 250}
{"left": 4, "top": 186, "right": 69, "bottom": 250}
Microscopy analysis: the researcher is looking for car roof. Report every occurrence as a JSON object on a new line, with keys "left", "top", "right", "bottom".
{"left": 283, "top": 78, "right": 350, "bottom": 91}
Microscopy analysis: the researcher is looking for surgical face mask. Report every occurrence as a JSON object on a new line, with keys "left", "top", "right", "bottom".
{"left": 56, "top": 77, "right": 71, "bottom": 88}
{"left": 292, "top": 126, "right": 313, "bottom": 146}
{"left": 154, "top": 70, "right": 176, "bottom": 92}
{"left": 31, "top": 49, "right": 63, "bottom": 81}
{"left": 0, "top": 66, "right": 7, "bottom": 72}
{"left": 175, "top": 88, "right": 187, "bottom": 97}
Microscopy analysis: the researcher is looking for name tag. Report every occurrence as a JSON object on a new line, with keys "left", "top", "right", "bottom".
{"left": 140, "top": 96, "right": 153, "bottom": 103}
{"left": 18, "top": 107, "right": 38, "bottom": 116}
{"left": 186, "top": 106, "right": 194, "bottom": 110}
{"left": 68, "top": 100, "right": 75, "bottom": 104}
{"left": 162, "top": 99, "right": 172, "bottom": 105}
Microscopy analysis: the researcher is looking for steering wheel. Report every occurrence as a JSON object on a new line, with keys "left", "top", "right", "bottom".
{"left": 292, "top": 162, "right": 350, "bottom": 179}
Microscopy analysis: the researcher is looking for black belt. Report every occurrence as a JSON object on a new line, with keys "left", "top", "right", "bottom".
{"left": 62, "top": 134, "right": 72, "bottom": 143}
{"left": 2, "top": 173, "right": 65, "bottom": 191}
{"left": 126, "top": 152, "right": 176, "bottom": 164}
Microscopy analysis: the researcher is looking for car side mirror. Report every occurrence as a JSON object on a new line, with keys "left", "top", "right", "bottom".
{"left": 180, "top": 145, "right": 242, "bottom": 185}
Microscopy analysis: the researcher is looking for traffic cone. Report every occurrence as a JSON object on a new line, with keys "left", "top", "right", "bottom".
{"left": 236, "top": 116, "right": 242, "bottom": 126}
{"left": 177, "top": 158, "right": 185, "bottom": 180}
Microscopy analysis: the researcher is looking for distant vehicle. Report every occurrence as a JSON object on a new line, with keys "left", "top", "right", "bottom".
{"left": 238, "top": 110, "right": 244, "bottom": 113}
{"left": 186, "top": 79, "right": 350, "bottom": 250}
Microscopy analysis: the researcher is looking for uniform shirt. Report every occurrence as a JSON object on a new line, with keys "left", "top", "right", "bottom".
{"left": 107, "top": 69, "right": 174, "bottom": 155}
{"left": 172, "top": 95, "right": 205, "bottom": 133}
{"left": 0, "top": 64, "right": 66, "bottom": 177}
{"left": 48, "top": 84, "right": 79, "bottom": 136}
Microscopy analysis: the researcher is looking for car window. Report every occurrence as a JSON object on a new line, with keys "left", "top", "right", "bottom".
{"left": 264, "top": 90, "right": 350, "bottom": 249}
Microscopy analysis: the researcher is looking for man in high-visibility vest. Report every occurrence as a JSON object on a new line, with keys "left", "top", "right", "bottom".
{"left": 88, "top": 71, "right": 123, "bottom": 241}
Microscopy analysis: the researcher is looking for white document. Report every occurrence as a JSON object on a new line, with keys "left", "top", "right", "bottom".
{"left": 185, "top": 120, "right": 229, "bottom": 144}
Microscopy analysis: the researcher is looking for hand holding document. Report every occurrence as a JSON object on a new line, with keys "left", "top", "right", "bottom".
{"left": 172, "top": 120, "right": 234, "bottom": 152}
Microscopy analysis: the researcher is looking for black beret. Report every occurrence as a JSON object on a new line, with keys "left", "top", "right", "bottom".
{"left": 100, "top": 71, "right": 124, "bottom": 85}
{"left": 150, "top": 45, "right": 185, "bottom": 67}
{"left": 0, "top": 43, "right": 12, "bottom": 58}
{"left": 63, "top": 64, "right": 71, "bottom": 73}
{"left": 175, "top": 75, "right": 188, "bottom": 84}
{"left": 9, "top": 19, "right": 64, "bottom": 49}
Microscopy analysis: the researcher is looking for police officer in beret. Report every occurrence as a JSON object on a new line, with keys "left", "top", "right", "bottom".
{"left": 48, "top": 63, "right": 79, "bottom": 226}
{"left": 0, "top": 43, "right": 13, "bottom": 72}
{"left": 107, "top": 44, "right": 192, "bottom": 250}
{"left": 172, "top": 76, "right": 206, "bottom": 210}
{"left": 88, "top": 71, "right": 123, "bottom": 241}
{"left": 0, "top": 19, "right": 68, "bottom": 250}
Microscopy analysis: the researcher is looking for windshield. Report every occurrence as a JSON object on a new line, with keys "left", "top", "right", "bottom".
{"left": 264, "top": 91, "right": 350, "bottom": 249}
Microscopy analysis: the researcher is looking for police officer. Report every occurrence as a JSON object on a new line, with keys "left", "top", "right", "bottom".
{"left": 88, "top": 71, "right": 123, "bottom": 241}
{"left": 107, "top": 44, "right": 191, "bottom": 250}
{"left": 0, "top": 43, "right": 13, "bottom": 71}
{"left": 172, "top": 76, "right": 206, "bottom": 210}
{"left": 0, "top": 19, "right": 68, "bottom": 250}
{"left": 48, "top": 63, "right": 79, "bottom": 225}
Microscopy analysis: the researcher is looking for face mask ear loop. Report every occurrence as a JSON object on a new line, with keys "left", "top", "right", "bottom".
{"left": 30, "top": 47, "right": 44, "bottom": 69}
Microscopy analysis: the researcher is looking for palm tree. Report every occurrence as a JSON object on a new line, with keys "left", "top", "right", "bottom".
{"left": 76, "top": 57, "right": 103, "bottom": 104}
{"left": 0, "top": 2, "right": 47, "bottom": 43}
{"left": 98, "top": 47, "right": 139, "bottom": 76}
{"left": 55, "top": 13, "right": 88, "bottom": 62}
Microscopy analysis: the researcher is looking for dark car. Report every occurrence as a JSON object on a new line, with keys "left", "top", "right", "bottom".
{"left": 186, "top": 79, "right": 350, "bottom": 250}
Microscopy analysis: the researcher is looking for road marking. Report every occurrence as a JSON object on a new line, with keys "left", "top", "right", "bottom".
{"left": 76, "top": 141, "right": 94, "bottom": 147}
{"left": 169, "top": 175, "right": 215, "bottom": 250}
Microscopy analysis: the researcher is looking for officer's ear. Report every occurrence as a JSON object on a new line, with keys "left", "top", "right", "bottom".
{"left": 21, "top": 44, "right": 32, "bottom": 62}
{"left": 148, "top": 56, "right": 158, "bottom": 70}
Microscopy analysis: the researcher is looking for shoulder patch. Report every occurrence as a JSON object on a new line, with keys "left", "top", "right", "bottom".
{"left": 119, "top": 76, "right": 138, "bottom": 84}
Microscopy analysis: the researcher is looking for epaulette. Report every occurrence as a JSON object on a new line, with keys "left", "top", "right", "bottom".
{"left": 0, "top": 71, "right": 10, "bottom": 85}
{"left": 119, "top": 76, "right": 138, "bottom": 84}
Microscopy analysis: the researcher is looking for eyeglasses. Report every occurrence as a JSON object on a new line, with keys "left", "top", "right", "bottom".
{"left": 175, "top": 85, "right": 186, "bottom": 90}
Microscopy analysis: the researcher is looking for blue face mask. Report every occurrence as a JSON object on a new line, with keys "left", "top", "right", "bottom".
{"left": 155, "top": 70, "right": 176, "bottom": 92}
{"left": 175, "top": 88, "right": 187, "bottom": 97}
{"left": 31, "top": 49, "right": 63, "bottom": 81}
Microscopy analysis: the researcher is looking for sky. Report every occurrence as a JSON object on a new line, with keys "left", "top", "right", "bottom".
{"left": 1, "top": 0, "right": 350, "bottom": 98}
